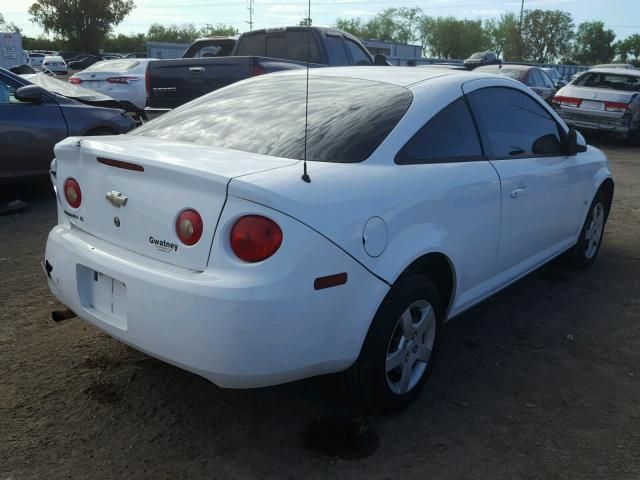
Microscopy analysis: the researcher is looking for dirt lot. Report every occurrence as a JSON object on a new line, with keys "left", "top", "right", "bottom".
{"left": 1, "top": 137, "right": 639, "bottom": 479}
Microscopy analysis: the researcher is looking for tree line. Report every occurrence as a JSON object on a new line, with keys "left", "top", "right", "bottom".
{"left": 2, "top": 0, "right": 639, "bottom": 64}
{"left": 336, "top": 8, "right": 640, "bottom": 65}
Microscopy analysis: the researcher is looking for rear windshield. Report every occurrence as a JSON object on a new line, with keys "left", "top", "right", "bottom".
{"left": 85, "top": 59, "right": 140, "bottom": 72}
{"left": 132, "top": 75, "right": 413, "bottom": 163}
{"left": 574, "top": 72, "right": 640, "bottom": 92}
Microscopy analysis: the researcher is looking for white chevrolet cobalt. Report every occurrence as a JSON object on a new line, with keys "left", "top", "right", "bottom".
{"left": 45, "top": 67, "right": 614, "bottom": 412}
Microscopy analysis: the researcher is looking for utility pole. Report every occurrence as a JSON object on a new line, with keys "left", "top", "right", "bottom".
{"left": 518, "top": 0, "right": 525, "bottom": 60}
{"left": 246, "top": 0, "right": 254, "bottom": 31}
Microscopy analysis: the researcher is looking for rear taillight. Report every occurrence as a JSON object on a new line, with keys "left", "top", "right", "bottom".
{"left": 68, "top": 77, "right": 82, "bottom": 85}
{"left": 107, "top": 76, "right": 139, "bottom": 84}
{"left": 249, "top": 64, "right": 265, "bottom": 77}
{"left": 145, "top": 68, "right": 151, "bottom": 96}
{"left": 176, "top": 209, "right": 203, "bottom": 246}
{"left": 604, "top": 101, "right": 630, "bottom": 113}
{"left": 552, "top": 96, "right": 582, "bottom": 107}
{"left": 64, "top": 178, "right": 82, "bottom": 208}
{"left": 230, "top": 215, "right": 283, "bottom": 263}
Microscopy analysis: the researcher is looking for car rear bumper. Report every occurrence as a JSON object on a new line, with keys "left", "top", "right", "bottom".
{"left": 44, "top": 221, "right": 388, "bottom": 388}
{"left": 558, "top": 109, "right": 636, "bottom": 135}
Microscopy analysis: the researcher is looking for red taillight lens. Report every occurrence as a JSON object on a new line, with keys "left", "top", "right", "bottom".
{"left": 68, "top": 77, "right": 82, "bottom": 85}
{"left": 249, "top": 64, "right": 265, "bottom": 77}
{"left": 604, "top": 101, "right": 630, "bottom": 113}
{"left": 64, "top": 178, "right": 82, "bottom": 208}
{"left": 230, "top": 215, "right": 283, "bottom": 263}
{"left": 176, "top": 209, "right": 203, "bottom": 246}
{"left": 552, "top": 96, "right": 582, "bottom": 107}
{"left": 107, "top": 76, "right": 139, "bottom": 84}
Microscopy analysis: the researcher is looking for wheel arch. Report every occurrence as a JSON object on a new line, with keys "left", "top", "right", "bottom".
{"left": 395, "top": 251, "right": 457, "bottom": 318}
{"left": 598, "top": 177, "right": 614, "bottom": 218}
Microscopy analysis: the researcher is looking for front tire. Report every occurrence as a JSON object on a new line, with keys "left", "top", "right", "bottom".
{"left": 344, "top": 274, "right": 442, "bottom": 413}
{"left": 566, "top": 190, "right": 609, "bottom": 269}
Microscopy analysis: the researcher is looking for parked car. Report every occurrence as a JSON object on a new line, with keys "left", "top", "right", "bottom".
{"left": 124, "top": 52, "right": 148, "bottom": 59}
{"left": 463, "top": 51, "right": 500, "bottom": 69}
{"left": 542, "top": 67, "right": 567, "bottom": 88}
{"left": 146, "top": 26, "right": 388, "bottom": 113}
{"left": 42, "top": 55, "right": 68, "bottom": 75}
{"left": 45, "top": 67, "right": 613, "bottom": 412}
{"left": 67, "top": 54, "right": 102, "bottom": 71}
{"left": 0, "top": 68, "right": 135, "bottom": 183}
{"left": 28, "top": 52, "right": 45, "bottom": 68}
{"left": 69, "top": 58, "right": 156, "bottom": 111}
{"left": 475, "top": 64, "right": 558, "bottom": 103}
{"left": 58, "top": 51, "right": 85, "bottom": 61}
{"left": 553, "top": 67, "right": 640, "bottom": 143}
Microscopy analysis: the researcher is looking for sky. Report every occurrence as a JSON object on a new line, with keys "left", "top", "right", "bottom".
{"left": 3, "top": 0, "right": 640, "bottom": 41}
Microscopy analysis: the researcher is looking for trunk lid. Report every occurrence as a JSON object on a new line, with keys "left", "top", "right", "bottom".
{"left": 54, "top": 135, "right": 298, "bottom": 271}
{"left": 559, "top": 85, "right": 639, "bottom": 117}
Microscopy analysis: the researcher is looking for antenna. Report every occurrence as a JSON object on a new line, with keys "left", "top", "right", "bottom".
{"left": 301, "top": 0, "right": 312, "bottom": 183}
{"left": 246, "top": 0, "right": 254, "bottom": 31}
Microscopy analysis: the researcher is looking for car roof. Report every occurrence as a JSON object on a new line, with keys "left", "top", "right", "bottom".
{"left": 268, "top": 66, "right": 484, "bottom": 87}
{"left": 592, "top": 63, "right": 635, "bottom": 69}
{"left": 587, "top": 67, "right": 640, "bottom": 77}
{"left": 44, "top": 55, "right": 63, "bottom": 59}
{"left": 478, "top": 64, "right": 532, "bottom": 71}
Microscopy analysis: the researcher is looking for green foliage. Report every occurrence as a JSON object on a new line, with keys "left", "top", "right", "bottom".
{"left": 104, "top": 32, "right": 146, "bottom": 52}
{"left": 419, "top": 16, "right": 488, "bottom": 59}
{"left": 21, "top": 35, "right": 62, "bottom": 50}
{"left": 572, "top": 21, "right": 616, "bottom": 64}
{"left": 617, "top": 34, "right": 640, "bottom": 62}
{"left": 335, "top": 7, "right": 422, "bottom": 44}
{"left": 28, "top": 0, "right": 134, "bottom": 52}
{"left": 521, "top": 9, "right": 574, "bottom": 63}
{"left": 146, "top": 23, "right": 237, "bottom": 44}
{"left": 0, "top": 12, "right": 21, "bottom": 32}
{"left": 484, "top": 13, "right": 521, "bottom": 60}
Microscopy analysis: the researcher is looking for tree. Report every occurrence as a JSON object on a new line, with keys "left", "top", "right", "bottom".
{"left": 617, "top": 34, "right": 640, "bottom": 62}
{"left": 104, "top": 32, "right": 146, "bottom": 52}
{"left": 521, "top": 9, "right": 574, "bottom": 63}
{"left": 335, "top": 7, "right": 422, "bottom": 44}
{"left": 572, "top": 21, "right": 616, "bottom": 65}
{"left": 21, "top": 35, "right": 61, "bottom": 50}
{"left": 419, "top": 16, "right": 487, "bottom": 59}
{"left": 146, "top": 23, "right": 201, "bottom": 43}
{"left": 0, "top": 12, "right": 21, "bottom": 32}
{"left": 484, "top": 13, "right": 521, "bottom": 60}
{"left": 200, "top": 23, "right": 238, "bottom": 37}
{"left": 29, "top": 0, "right": 134, "bottom": 52}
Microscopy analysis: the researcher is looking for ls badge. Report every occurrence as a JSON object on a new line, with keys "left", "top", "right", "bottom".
{"left": 105, "top": 191, "right": 128, "bottom": 208}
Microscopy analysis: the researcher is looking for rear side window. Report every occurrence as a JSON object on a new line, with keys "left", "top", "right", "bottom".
{"left": 396, "top": 97, "right": 483, "bottom": 164}
{"left": 236, "top": 33, "right": 266, "bottom": 56}
{"left": 346, "top": 39, "right": 371, "bottom": 65}
{"left": 326, "top": 35, "right": 349, "bottom": 66}
{"left": 132, "top": 76, "right": 412, "bottom": 163}
{"left": 468, "top": 87, "right": 564, "bottom": 158}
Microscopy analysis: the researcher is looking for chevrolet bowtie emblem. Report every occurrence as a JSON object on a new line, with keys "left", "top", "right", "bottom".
{"left": 105, "top": 191, "right": 128, "bottom": 208}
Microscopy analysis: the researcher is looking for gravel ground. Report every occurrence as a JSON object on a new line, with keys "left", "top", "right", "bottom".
{"left": 1, "top": 136, "right": 639, "bottom": 479}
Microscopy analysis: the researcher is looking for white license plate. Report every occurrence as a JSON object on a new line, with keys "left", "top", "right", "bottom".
{"left": 581, "top": 100, "right": 604, "bottom": 111}
{"left": 78, "top": 267, "right": 127, "bottom": 329}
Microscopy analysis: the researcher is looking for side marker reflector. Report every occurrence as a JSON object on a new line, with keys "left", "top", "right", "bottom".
{"left": 314, "top": 272, "right": 348, "bottom": 290}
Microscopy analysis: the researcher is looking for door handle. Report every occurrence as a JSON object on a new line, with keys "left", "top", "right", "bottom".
{"left": 511, "top": 187, "right": 529, "bottom": 198}
{"left": 189, "top": 66, "right": 205, "bottom": 73}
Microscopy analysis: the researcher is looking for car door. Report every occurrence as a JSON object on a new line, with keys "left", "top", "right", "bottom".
{"left": 528, "top": 69, "right": 553, "bottom": 102}
{"left": 0, "top": 74, "right": 68, "bottom": 181}
{"left": 464, "top": 82, "right": 589, "bottom": 287}
{"left": 394, "top": 96, "right": 501, "bottom": 313}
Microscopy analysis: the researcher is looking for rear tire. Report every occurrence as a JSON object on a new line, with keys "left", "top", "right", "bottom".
{"left": 565, "top": 190, "right": 609, "bottom": 269}
{"left": 344, "top": 274, "right": 443, "bottom": 414}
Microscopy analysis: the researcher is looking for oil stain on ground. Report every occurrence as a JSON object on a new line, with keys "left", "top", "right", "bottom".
{"left": 302, "top": 416, "right": 380, "bottom": 460}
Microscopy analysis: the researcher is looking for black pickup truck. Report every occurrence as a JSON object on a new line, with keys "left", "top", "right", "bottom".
{"left": 146, "top": 26, "right": 386, "bottom": 112}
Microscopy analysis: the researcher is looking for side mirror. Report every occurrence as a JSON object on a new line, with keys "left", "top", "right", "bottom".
{"left": 564, "top": 128, "right": 587, "bottom": 154}
{"left": 374, "top": 54, "right": 390, "bottom": 66}
{"left": 14, "top": 85, "right": 46, "bottom": 104}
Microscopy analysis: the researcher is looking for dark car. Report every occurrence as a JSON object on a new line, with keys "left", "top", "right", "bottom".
{"left": 67, "top": 54, "right": 102, "bottom": 71}
{"left": 475, "top": 64, "right": 557, "bottom": 103}
{"left": 0, "top": 68, "right": 135, "bottom": 183}
{"left": 463, "top": 51, "right": 501, "bottom": 69}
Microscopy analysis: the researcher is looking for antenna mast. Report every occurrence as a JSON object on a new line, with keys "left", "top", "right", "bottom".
{"left": 301, "top": 0, "right": 312, "bottom": 183}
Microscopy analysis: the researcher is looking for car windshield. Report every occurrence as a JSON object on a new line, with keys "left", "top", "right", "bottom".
{"left": 575, "top": 72, "right": 640, "bottom": 92}
{"left": 132, "top": 75, "right": 413, "bottom": 163}
{"left": 85, "top": 59, "right": 140, "bottom": 71}
{"left": 470, "top": 53, "right": 484, "bottom": 59}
